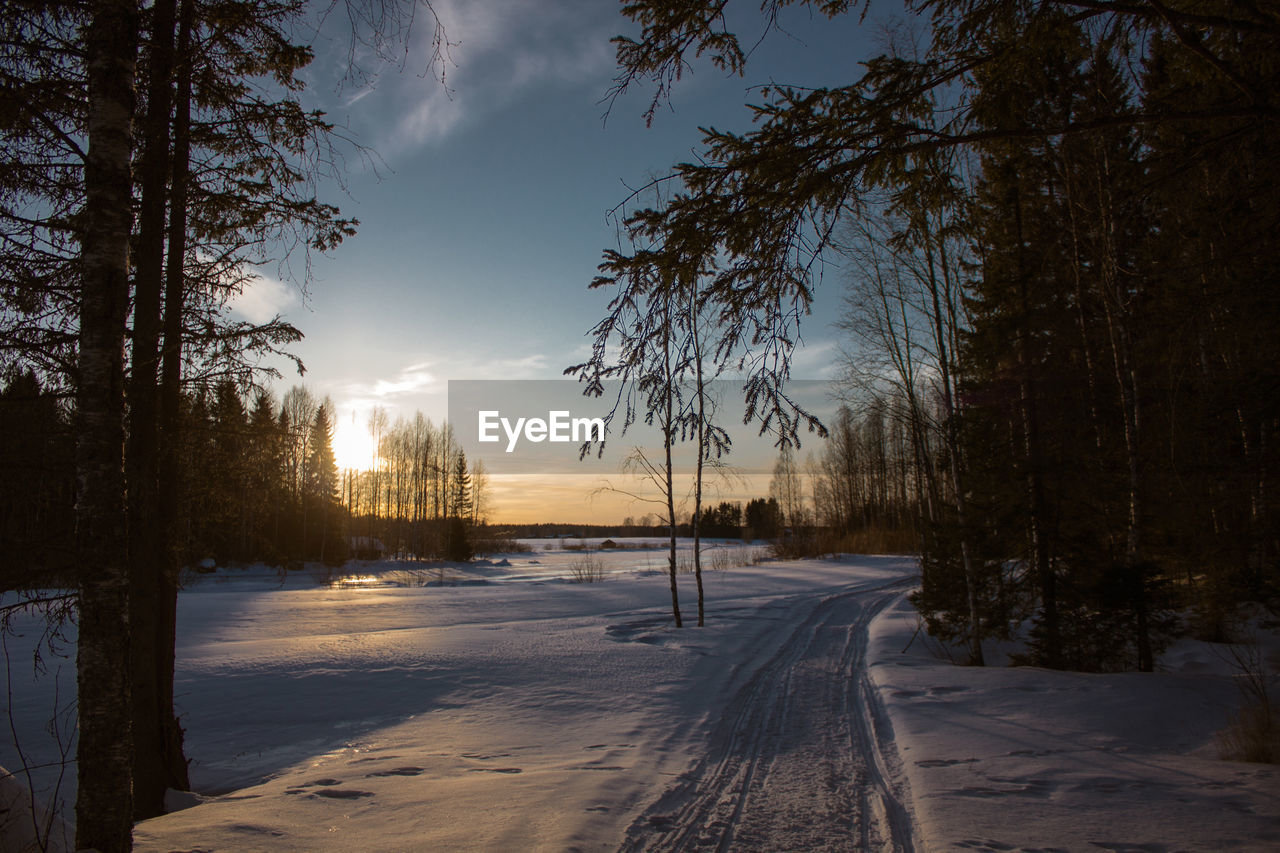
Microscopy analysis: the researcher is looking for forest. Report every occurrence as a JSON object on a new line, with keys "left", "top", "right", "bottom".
{"left": 569, "top": 0, "right": 1277, "bottom": 676}
{"left": 1, "top": 0, "right": 1277, "bottom": 850}
{"left": 0, "top": 371, "right": 506, "bottom": 582}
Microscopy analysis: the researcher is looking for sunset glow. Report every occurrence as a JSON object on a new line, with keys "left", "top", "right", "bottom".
{"left": 332, "top": 412, "right": 377, "bottom": 472}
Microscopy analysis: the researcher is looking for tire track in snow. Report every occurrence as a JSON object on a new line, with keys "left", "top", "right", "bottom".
{"left": 618, "top": 579, "right": 918, "bottom": 853}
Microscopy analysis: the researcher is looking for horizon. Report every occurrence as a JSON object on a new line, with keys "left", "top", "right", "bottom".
{"left": 228, "top": 1, "right": 875, "bottom": 522}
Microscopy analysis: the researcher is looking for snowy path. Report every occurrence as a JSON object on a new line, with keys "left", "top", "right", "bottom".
{"left": 619, "top": 579, "right": 917, "bottom": 852}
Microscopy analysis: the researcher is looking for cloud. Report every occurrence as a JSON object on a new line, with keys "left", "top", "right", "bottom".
{"left": 227, "top": 273, "right": 300, "bottom": 324}
{"left": 392, "top": 86, "right": 469, "bottom": 148}
{"left": 322, "top": 349, "right": 558, "bottom": 426}
{"left": 335, "top": 360, "right": 442, "bottom": 413}
{"left": 369, "top": 362, "right": 439, "bottom": 398}
{"left": 468, "top": 353, "right": 550, "bottom": 379}
{"left": 788, "top": 338, "right": 842, "bottom": 380}
{"left": 366, "top": 0, "right": 616, "bottom": 154}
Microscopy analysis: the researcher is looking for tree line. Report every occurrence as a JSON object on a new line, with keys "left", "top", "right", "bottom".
{"left": 582, "top": 0, "right": 1277, "bottom": 674}
{"left": 341, "top": 406, "right": 490, "bottom": 563}
{"left": 827, "top": 8, "right": 1278, "bottom": 673}
{"left": 0, "top": 376, "right": 496, "bottom": 576}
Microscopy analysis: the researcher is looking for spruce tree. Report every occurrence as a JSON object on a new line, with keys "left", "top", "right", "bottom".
{"left": 305, "top": 403, "right": 340, "bottom": 561}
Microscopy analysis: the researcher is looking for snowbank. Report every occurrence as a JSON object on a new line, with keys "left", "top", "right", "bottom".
{"left": 0, "top": 764, "right": 71, "bottom": 853}
{"left": 867, "top": 593, "right": 1280, "bottom": 851}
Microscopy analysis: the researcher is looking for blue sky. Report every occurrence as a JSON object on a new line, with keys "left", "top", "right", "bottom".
{"left": 228, "top": 1, "right": 897, "bottom": 512}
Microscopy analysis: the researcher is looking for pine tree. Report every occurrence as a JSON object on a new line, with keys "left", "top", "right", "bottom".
{"left": 960, "top": 9, "right": 1092, "bottom": 669}
{"left": 443, "top": 451, "right": 472, "bottom": 562}
{"left": 0, "top": 370, "right": 75, "bottom": 588}
{"left": 305, "top": 402, "right": 340, "bottom": 561}
{"left": 745, "top": 497, "right": 782, "bottom": 540}
{"left": 247, "top": 390, "right": 287, "bottom": 562}
{"left": 1141, "top": 21, "right": 1280, "bottom": 625}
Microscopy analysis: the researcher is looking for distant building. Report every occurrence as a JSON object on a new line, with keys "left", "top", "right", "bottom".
{"left": 348, "top": 536, "right": 387, "bottom": 560}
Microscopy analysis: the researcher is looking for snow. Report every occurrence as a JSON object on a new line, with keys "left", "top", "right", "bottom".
{"left": 2, "top": 542, "right": 1277, "bottom": 851}
{"left": 0, "top": 762, "right": 72, "bottom": 853}
{"left": 867, "top": 595, "right": 1280, "bottom": 851}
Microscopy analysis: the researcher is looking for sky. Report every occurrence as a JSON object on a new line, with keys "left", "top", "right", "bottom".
{"left": 227, "top": 0, "right": 898, "bottom": 522}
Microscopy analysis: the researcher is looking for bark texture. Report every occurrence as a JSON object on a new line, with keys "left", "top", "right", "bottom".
{"left": 77, "top": 0, "right": 140, "bottom": 848}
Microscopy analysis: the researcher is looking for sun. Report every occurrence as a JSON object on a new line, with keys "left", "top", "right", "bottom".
{"left": 331, "top": 411, "right": 377, "bottom": 472}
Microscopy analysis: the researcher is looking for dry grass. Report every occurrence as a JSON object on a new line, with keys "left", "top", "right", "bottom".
{"left": 1215, "top": 638, "right": 1279, "bottom": 764}
{"left": 568, "top": 554, "right": 606, "bottom": 583}
{"left": 770, "top": 526, "right": 918, "bottom": 559}
{"left": 471, "top": 535, "right": 532, "bottom": 555}
{"left": 822, "top": 526, "right": 918, "bottom": 554}
{"left": 706, "top": 547, "right": 734, "bottom": 572}
{"left": 1217, "top": 705, "right": 1279, "bottom": 763}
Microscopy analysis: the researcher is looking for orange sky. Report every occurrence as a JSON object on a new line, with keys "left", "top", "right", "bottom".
{"left": 486, "top": 471, "right": 780, "bottom": 525}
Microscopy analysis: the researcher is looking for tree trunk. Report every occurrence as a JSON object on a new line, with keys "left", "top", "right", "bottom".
{"left": 77, "top": 0, "right": 140, "bottom": 848}
{"left": 661, "top": 292, "right": 682, "bottom": 628}
{"left": 1092, "top": 142, "right": 1151, "bottom": 672}
{"left": 1013, "top": 183, "right": 1060, "bottom": 669}
{"left": 127, "top": 0, "right": 178, "bottom": 817}
{"left": 664, "top": 427, "right": 682, "bottom": 628}
{"left": 924, "top": 209, "right": 984, "bottom": 667}
{"left": 690, "top": 282, "right": 706, "bottom": 627}
{"left": 154, "top": 0, "right": 195, "bottom": 793}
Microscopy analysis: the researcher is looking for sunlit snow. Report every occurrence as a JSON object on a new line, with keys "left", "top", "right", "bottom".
{"left": 2, "top": 541, "right": 1276, "bottom": 852}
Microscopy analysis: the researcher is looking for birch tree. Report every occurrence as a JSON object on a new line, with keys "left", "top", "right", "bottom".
{"left": 75, "top": 0, "right": 139, "bottom": 847}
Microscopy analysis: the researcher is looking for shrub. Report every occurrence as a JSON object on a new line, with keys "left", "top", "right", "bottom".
{"left": 707, "top": 547, "right": 733, "bottom": 572}
{"left": 568, "top": 554, "right": 606, "bottom": 583}
{"left": 1217, "top": 704, "right": 1279, "bottom": 763}
{"left": 471, "top": 534, "right": 533, "bottom": 556}
{"left": 1216, "top": 638, "right": 1279, "bottom": 764}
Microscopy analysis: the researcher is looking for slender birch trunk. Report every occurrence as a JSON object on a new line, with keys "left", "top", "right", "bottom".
{"left": 661, "top": 290, "right": 683, "bottom": 628}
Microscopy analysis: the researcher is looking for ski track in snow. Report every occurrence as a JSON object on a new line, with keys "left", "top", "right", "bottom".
{"left": 618, "top": 578, "right": 918, "bottom": 853}
{"left": 7, "top": 547, "right": 1276, "bottom": 852}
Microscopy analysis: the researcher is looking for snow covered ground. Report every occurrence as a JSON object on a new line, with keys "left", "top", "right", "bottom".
{"left": 2, "top": 541, "right": 1277, "bottom": 851}
{"left": 868, "top": 597, "right": 1280, "bottom": 852}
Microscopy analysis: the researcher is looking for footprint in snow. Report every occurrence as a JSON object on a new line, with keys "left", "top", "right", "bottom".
{"left": 314, "top": 788, "right": 374, "bottom": 799}
{"left": 366, "top": 766, "right": 425, "bottom": 777}
{"left": 927, "top": 685, "right": 969, "bottom": 695}
{"left": 224, "top": 823, "right": 285, "bottom": 837}
{"left": 283, "top": 779, "right": 375, "bottom": 800}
